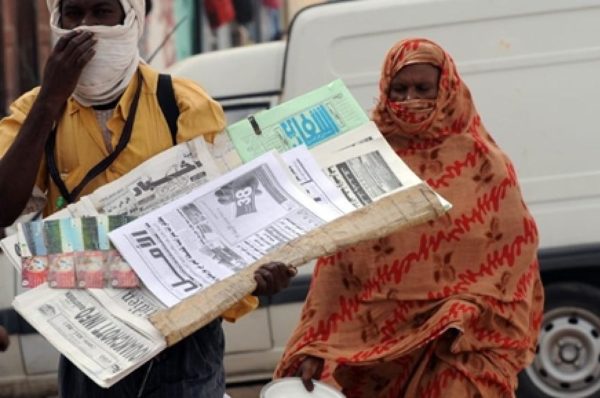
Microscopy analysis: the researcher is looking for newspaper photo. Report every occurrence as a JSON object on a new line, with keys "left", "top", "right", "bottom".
{"left": 109, "top": 151, "right": 340, "bottom": 307}
{"left": 308, "top": 122, "right": 449, "bottom": 209}
{"left": 318, "top": 139, "right": 418, "bottom": 208}
{"left": 12, "top": 285, "right": 166, "bottom": 388}
{"left": 226, "top": 80, "right": 369, "bottom": 162}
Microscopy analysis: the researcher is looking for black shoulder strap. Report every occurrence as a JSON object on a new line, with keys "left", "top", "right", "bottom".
{"left": 156, "top": 74, "right": 180, "bottom": 146}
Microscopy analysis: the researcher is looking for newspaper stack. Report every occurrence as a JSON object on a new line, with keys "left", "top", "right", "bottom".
{"left": 6, "top": 80, "right": 451, "bottom": 387}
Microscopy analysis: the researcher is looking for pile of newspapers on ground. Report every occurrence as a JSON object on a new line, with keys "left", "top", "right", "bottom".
{"left": 1, "top": 80, "right": 451, "bottom": 388}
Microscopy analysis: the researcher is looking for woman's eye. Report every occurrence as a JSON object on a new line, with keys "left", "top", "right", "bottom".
{"left": 417, "top": 85, "right": 431, "bottom": 92}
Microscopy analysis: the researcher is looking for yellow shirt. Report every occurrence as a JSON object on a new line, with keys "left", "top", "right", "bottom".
{"left": 0, "top": 63, "right": 257, "bottom": 322}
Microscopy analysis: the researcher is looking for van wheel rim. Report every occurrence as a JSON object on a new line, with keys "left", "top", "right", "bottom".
{"left": 526, "top": 307, "right": 600, "bottom": 398}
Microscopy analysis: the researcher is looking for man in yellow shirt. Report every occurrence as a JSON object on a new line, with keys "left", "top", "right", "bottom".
{"left": 0, "top": 0, "right": 294, "bottom": 396}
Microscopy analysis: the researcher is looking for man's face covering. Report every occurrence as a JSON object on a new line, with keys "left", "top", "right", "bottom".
{"left": 47, "top": 0, "right": 146, "bottom": 106}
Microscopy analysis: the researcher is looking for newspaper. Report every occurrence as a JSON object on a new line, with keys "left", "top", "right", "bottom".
{"left": 89, "top": 286, "right": 166, "bottom": 319}
{"left": 309, "top": 121, "right": 383, "bottom": 163}
{"left": 88, "top": 137, "right": 221, "bottom": 217}
{"left": 281, "top": 146, "right": 355, "bottom": 216}
{"left": 308, "top": 122, "right": 450, "bottom": 209}
{"left": 109, "top": 151, "right": 341, "bottom": 307}
{"left": 12, "top": 285, "right": 166, "bottom": 388}
{"left": 318, "top": 139, "right": 422, "bottom": 208}
{"left": 226, "top": 80, "right": 369, "bottom": 162}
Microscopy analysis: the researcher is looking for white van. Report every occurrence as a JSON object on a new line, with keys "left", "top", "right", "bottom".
{"left": 2, "top": 0, "right": 600, "bottom": 397}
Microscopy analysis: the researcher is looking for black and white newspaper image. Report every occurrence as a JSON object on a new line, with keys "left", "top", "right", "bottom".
{"left": 311, "top": 123, "right": 427, "bottom": 208}
{"left": 12, "top": 285, "right": 166, "bottom": 388}
{"left": 109, "top": 151, "right": 340, "bottom": 307}
{"left": 323, "top": 145, "right": 404, "bottom": 208}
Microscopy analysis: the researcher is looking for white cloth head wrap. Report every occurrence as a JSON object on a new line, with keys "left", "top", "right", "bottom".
{"left": 46, "top": 0, "right": 146, "bottom": 37}
{"left": 46, "top": 0, "right": 146, "bottom": 107}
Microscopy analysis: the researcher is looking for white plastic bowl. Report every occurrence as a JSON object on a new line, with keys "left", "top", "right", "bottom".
{"left": 260, "top": 378, "right": 346, "bottom": 398}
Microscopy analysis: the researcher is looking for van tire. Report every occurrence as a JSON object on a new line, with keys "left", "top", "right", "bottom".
{"left": 517, "top": 283, "right": 600, "bottom": 398}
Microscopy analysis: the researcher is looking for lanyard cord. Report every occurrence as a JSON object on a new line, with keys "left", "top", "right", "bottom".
{"left": 45, "top": 71, "right": 143, "bottom": 207}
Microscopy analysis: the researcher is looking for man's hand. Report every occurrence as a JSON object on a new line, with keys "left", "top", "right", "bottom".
{"left": 0, "top": 326, "right": 9, "bottom": 352}
{"left": 38, "top": 30, "right": 96, "bottom": 111}
{"left": 252, "top": 262, "right": 297, "bottom": 296}
{"left": 295, "top": 355, "right": 325, "bottom": 392}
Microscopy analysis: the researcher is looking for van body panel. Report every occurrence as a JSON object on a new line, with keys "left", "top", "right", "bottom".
{"left": 167, "top": 41, "right": 285, "bottom": 99}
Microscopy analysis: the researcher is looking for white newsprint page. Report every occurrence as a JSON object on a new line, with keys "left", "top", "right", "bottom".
{"left": 310, "top": 121, "right": 383, "bottom": 163}
{"left": 109, "top": 151, "right": 340, "bottom": 307}
{"left": 12, "top": 285, "right": 166, "bottom": 388}
{"left": 310, "top": 122, "right": 450, "bottom": 210}
{"left": 281, "top": 145, "right": 355, "bottom": 216}
{"left": 88, "top": 137, "right": 221, "bottom": 217}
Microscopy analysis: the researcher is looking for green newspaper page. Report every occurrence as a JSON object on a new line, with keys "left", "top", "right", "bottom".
{"left": 226, "top": 80, "right": 369, "bottom": 162}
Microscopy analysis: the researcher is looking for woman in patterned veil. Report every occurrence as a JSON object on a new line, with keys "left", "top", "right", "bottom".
{"left": 275, "top": 38, "right": 544, "bottom": 398}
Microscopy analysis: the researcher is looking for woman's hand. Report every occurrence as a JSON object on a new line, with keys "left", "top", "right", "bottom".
{"left": 295, "top": 355, "right": 325, "bottom": 392}
{"left": 252, "top": 262, "right": 297, "bottom": 296}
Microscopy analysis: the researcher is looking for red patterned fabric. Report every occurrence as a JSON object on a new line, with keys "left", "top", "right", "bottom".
{"left": 275, "top": 38, "right": 544, "bottom": 397}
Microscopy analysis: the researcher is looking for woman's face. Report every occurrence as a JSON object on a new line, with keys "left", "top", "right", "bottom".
{"left": 389, "top": 63, "right": 440, "bottom": 102}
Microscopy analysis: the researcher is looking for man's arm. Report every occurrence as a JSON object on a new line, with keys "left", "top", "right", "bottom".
{"left": 0, "top": 30, "right": 96, "bottom": 226}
